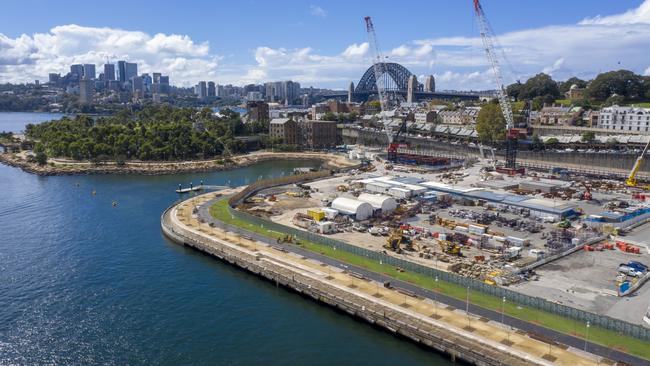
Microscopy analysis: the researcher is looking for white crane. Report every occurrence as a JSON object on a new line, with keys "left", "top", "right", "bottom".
{"left": 364, "top": 16, "right": 403, "bottom": 160}
{"left": 473, "top": 0, "right": 520, "bottom": 171}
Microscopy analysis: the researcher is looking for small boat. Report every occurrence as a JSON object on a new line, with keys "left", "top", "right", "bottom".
{"left": 112, "top": 201, "right": 118, "bottom": 207}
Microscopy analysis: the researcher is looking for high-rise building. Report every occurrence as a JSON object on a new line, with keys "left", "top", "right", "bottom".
{"left": 159, "top": 76, "right": 170, "bottom": 94}
{"left": 207, "top": 81, "right": 216, "bottom": 97}
{"left": 48, "top": 73, "right": 61, "bottom": 84}
{"left": 195, "top": 81, "right": 207, "bottom": 99}
{"left": 104, "top": 64, "right": 115, "bottom": 81}
{"left": 117, "top": 61, "right": 137, "bottom": 82}
{"left": 70, "top": 64, "right": 84, "bottom": 80}
{"left": 152, "top": 73, "right": 161, "bottom": 84}
{"left": 125, "top": 62, "right": 138, "bottom": 81}
{"left": 79, "top": 79, "right": 94, "bottom": 105}
{"left": 117, "top": 61, "right": 126, "bottom": 82}
{"left": 141, "top": 73, "right": 152, "bottom": 92}
{"left": 83, "top": 64, "right": 96, "bottom": 80}
{"left": 131, "top": 76, "right": 144, "bottom": 99}
{"left": 424, "top": 75, "right": 435, "bottom": 92}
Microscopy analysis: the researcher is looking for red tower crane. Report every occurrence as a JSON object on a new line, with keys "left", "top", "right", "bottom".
{"left": 473, "top": 0, "right": 524, "bottom": 174}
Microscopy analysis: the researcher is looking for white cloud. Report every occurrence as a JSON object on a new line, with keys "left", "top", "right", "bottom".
{"left": 309, "top": 5, "right": 327, "bottom": 18}
{"left": 645, "top": 66, "right": 650, "bottom": 76}
{"left": 3, "top": 1, "right": 650, "bottom": 90}
{"left": 341, "top": 42, "right": 369, "bottom": 59}
{"left": 0, "top": 24, "right": 216, "bottom": 86}
{"left": 580, "top": 1, "right": 650, "bottom": 25}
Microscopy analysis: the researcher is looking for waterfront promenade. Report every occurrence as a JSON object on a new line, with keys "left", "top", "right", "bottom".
{"left": 162, "top": 191, "right": 609, "bottom": 366}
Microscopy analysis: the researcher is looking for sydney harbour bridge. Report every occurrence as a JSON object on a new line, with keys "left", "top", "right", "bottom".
{"left": 322, "top": 62, "right": 480, "bottom": 103}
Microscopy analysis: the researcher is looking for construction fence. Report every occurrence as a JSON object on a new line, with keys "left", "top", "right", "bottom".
{"left": 224, "top": 171, "right": 650, "bottom": 342}
{"left": 228, "top": 206, "right": 650, "bottom": 341}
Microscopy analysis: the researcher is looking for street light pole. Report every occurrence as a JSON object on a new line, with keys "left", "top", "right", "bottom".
{"left": 584, "top": 321, "right": 590, "bottom": 352}
{"left": 434, "top": 276, "right": 439, "bottom": 318}
{"left": 466, "top": 286, "right": 470, "bottom": 327}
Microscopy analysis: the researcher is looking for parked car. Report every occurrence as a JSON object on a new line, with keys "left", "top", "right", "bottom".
{"left": 618, "top": 264, "right": 644, "bottom": 277}
{"left": 627, "top": 261, "right": 648, "bottom": 272}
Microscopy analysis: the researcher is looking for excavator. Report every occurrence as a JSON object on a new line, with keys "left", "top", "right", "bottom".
{"left": 384, "top": 229, "right": 413, "bottom": 253}
{"left": 626, "top": 139, "right": 650, "bottom": 189}
{"left": 438, "top": 240, "right": 462, "bottom": 256}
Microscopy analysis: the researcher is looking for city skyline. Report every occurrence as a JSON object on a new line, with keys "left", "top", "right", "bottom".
{"left": 0, "top": 0, "right": 648, "bottom": 89}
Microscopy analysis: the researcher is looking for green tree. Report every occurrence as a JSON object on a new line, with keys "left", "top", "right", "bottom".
{"left": 587, "top": 70, "right": 644, "bottom": 101}
{"left": 518, "top": 73, "right": 560, "bottom": 100}
{"left": 581, "top": 131, "right": 595, "bottom": 143}
{"left": 558, "top": 77, "right": 587, "bottom": 94}
{"left": 34, "top": 151, "right": 47, "bottom": 165}
{"left": 545, "top": 137, "right": 559, "bottom": 147}
{"left": 475, "top": 102, "right": 506, "bottom": 143}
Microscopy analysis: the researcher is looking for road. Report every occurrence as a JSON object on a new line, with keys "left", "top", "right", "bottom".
{"left": 197, "top": 197, "right": 649, "bottom": 366}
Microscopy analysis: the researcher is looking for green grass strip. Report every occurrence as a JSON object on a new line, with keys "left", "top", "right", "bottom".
{"left": 209, "top": 199, "right": 650, "bottom": 359}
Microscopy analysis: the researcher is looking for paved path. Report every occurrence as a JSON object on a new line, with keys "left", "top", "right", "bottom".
{"left": 193, "top": 194, "right": 649, "bottom": 366}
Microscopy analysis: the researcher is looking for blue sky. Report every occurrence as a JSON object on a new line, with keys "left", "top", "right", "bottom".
{"left": 0, "top": 0, "right": 648, "bottom": 89}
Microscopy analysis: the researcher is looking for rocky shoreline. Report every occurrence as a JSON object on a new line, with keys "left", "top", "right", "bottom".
{"left": 0, "top": 151, "right": 358, "bottom": 176}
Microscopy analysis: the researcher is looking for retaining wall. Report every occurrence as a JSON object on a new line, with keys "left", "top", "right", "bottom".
{"left": 161, "top": 206, "right": 537, "bottom": 366}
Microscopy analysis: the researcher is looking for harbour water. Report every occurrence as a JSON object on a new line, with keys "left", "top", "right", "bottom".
{"left": 0, "top": 160, "right": 451, "bottom": 365}
{"left": 0, "top": 111, "right": 67, "bottom": 133}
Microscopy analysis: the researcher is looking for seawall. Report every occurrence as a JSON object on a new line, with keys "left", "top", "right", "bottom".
{"left": 161, "top": 199, "right": 574, "bottom": 366}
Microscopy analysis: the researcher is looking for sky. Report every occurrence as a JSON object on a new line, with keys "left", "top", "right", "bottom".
{"left": 0, "top": 0, "right": 649, "bottom": 90}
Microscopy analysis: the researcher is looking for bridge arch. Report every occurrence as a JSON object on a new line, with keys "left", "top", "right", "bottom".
{"left": 355, "top": 62, "right": 414, "bottom": 93}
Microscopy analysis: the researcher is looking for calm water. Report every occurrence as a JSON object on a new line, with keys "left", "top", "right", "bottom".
{"left": 0, "top": 161, "right": 450, "bottom": 365}
{"left": 0, "top": 112, "right": 67, "bottom": 133}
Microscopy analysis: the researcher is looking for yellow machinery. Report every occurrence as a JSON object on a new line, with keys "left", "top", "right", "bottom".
{"left": 306, "top": 209, "right": 325, "bottom": 222}
{"left": 438, "top": 240, "right": 462, "bottom": 256}
{"left": 627, "top": 139, "right": 650, "bottom": 188}
{"left": 384, "top": 229, "right": 412, "bottom": 253}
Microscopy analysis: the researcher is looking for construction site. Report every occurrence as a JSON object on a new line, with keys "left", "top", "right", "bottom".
{"left": 230, "top": 7, "right": 650, "bottom": 329}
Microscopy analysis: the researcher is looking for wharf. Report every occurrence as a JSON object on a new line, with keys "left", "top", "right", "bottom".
{"left": 161, "top": 192, "right": 606, "bottom": 366}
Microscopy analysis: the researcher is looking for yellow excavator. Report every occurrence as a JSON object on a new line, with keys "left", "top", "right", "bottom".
{"left": 384, "top": 229, "right": 413, "bottom": 253}
{"left": 438, "top": 240, "right": 462, "bottom": 256}
{"left": 627, "top": 139, "right": 650, "bottom": 189}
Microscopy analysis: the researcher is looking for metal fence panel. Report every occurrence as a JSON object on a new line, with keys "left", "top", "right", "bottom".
{"left": 225, "top": 185, "right": 650, "bottom": 342}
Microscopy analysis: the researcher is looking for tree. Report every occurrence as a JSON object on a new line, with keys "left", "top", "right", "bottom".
{"left": 518, "top": 73, "right": 560, "bottom": 100}
{"left": 558, "top": 77, "right": 587, "bottom": 94}
{"left": 475, "top": 102, "right": 506, "bottom": 144}
{"left": 587, "top": 70, "right": 644, "bottom": 101}
{"left": 506, "top": 82, "right": 523, "bottom": 101}
{"left": 581, "top": 131, "right": 595, "bottom": 143}
{"left": 35, "top": 151, "right": 47, "bottom": 165}
{"left": 545, "top": 137, "right": 559, "bottom": 147}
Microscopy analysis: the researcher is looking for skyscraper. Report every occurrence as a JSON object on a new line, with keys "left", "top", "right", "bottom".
{"left": 131, "top": 76, "right": 144, "bottom": 99}
{"left": 83, "top": 64, "right": 96, "bottom": 80}
{"left": 196, "top": 81, "right": 207, "bottom": 99}
{"left": 117, "top": 61, "right": 126, "bottom": 82}
{"left": 207, "top": 81, "right": 216, "bottom": 97}
{"left": 104, "top": 64, "right": 115, "bottom": 81}
{"left": 159, "top": 76, "right": 170, "bottom": 94}
{"left": 70, "top": 64, "right": 84, "bottom": 80}
{"left": 125, "top": 62, "right": 138, "bottom": 81}
{"left": 117, "top": 61, "right": 138, "bottom": 82}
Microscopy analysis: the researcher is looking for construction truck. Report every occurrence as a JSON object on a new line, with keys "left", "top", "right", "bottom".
{"left": 626, "top": 139, "right": 650, "bottom": 189}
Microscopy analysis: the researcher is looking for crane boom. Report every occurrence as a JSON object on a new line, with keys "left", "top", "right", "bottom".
{"left": 627, "top": 139, "right": 650, "bottom": 187}
{"left": 473, "top": 0, "right": 514, "bottom": 129}
{"left": 364, "top": 16, "right": 393, "bottom": 143}
{"left": 473, "top": 0, "right": 521, "bottom": 172}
